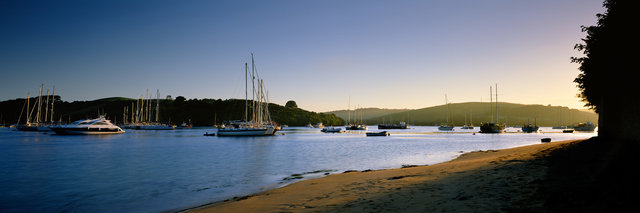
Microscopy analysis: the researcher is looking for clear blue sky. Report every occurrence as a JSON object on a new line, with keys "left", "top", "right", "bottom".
{"left": 0, "top": 0, "right": 604, "bottom": 112}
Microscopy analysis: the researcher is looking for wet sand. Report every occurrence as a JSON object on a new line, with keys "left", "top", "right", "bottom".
{"left": 189, "top": 139, "right": 592, "bottom": 212}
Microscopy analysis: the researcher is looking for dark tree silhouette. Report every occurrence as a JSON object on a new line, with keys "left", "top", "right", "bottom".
{"left": 572, "top": 0, "right": 639, "bottom": 140}
{"left": 285, "top": 100, "right": 298, "bottom": 108}
{"left": 174, "top": 96, "right": 186, "bottom": 103}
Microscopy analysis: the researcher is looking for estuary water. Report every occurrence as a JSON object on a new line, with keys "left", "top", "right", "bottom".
{"left": 0, "top": 126, "right": 595, "bottom": 212}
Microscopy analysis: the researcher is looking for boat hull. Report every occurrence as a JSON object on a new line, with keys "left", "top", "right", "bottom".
{"left": 377, "top": 124, "right": 408, "bottom": 129}
{"left": 479, "top": 123, "right": 505, "bottom": 133}
{"left": 15, "top": 125, "right": 51, "bottom": 131}
{"left": 321, "top": 127, "right": 342, "bottom": 133}
{"left": 138, "top": 125, "right": 175, "bottom": 130}
{"left": 438, "top": 126, "right": 454, "bottom": 131}
{"left": 50, "top": 127, "right": 124, "bottom": 135}
{"left": 217, "top": 128, "right": 276, "bottom": 136}
{"left": 366, "top": 131, "right": 390, "bottom": 136}
{"left": 345, "top": 125, "right": 368, "bottom": 130}
{"left": 521, "top": 126, "right": 539, "bottom": 133}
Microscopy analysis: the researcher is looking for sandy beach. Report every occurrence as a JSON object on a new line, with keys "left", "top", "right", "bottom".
{"left": 190, "top": 138, "right": 625, "bottom": 212}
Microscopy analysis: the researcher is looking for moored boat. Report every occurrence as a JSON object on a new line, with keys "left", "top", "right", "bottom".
{"left": 321, "top": 126, "right": 342, "bottom": 133}
{"left": 218, "top": 126, "right": 276, "bottom": 136}
{"left": 438, "top": 94, "right": 454, "bottom": 131}
{"left": 480, "top": 123, "right": 505, "bottom": 133}
{"left": 479, "top": 84, "right": 505, "bottom": 133}
{"left": 438, "top": 125, "right": 454, "bottom": 131}
{"left": 461, "top": 112, "right": 474, "bottom": 129}
{"left": 137, "top": 124, "right": 176, "bottom": 130}
{"left": 378, "top": 122, "right": 408, "bottom": 129}
{"left": 572, "top": 121, "right": 596, "bottom": 132}
{"left": 521, "top": 118, "right": 539, "bottom": 133}
{"left": 460, "top": 125, "right": 474, "bottom": 129}
{"left": 521, "top": 124, "right": 539, "bottom": 133}
{"left": 366, "top": 131, "right": 390, "bottom": 136}
{"left": 49, "top": 116, "right": 124, "bottom": 135}
{"left": 215, "top": 53, "right": 277, "bottom": 137}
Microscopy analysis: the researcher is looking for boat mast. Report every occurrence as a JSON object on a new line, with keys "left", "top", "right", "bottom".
{"left": 245, "top": 63, "right": 248, "bottom": 122}
{"left": 26, "top": 92, "right": 31, "bottom": 125}
{"left": 36, "top": 84, "right": 43, "bottom": 124}
{"left": 445, "top": 94, "right": 450, "bottom": 124}
{"left": 464, "top": 113, "right": 467, "bottom": 126}
{"left": 265, "top": 81, "right": 272, "bottom": 123}
{"left": 251, "top": 53, "right": 256, "bottom": 123}
{"left": 141, "top": 94, "right": 145, "bottom": 122}
{"left": 50, "top": 86, "right": 55, "bottom": 123}
{"left": 135, "top": 95, "right": 140, "bottom": 123}
{"left": 490, "top": 86, "right": 493, "bottom": 123}
{"left": 131, "top": 102, "right": 134, "bottom": 124}
{"left": 17, "top": 94, "right": 27, "bottom": 125}
{"left": 156, "top": 89, "right": 160, "bottom": 123}
{"left": 44, "top": 89, "right": 50, "bottom": 123}
{"left": 123, "top": 106, "right": 126, "bottom": 124}
{"left": 348, "top": 96, "right": 351, "bottom": 125}
{"left": 257, "top": 79, "right": 262, "bottom": 125}
{"left": 495, "top": 84, "right": 498, "bottom": 124}
{"left": 147, "top": 89, "right": 151, "bottom": 123}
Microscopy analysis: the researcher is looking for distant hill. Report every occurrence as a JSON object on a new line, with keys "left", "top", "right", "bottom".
{"left": 326, "top": 102, "right": 597, "bottom": 127}
{"left": 326, "top": 108, "right": 412, "bottom": 122}
{"left": 0, "top": 97, "right": 343, "bottom": 126}
{"left": 380, "top": 102, "right": 596, "bottom": 126}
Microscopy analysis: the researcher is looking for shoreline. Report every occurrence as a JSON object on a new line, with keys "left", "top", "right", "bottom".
{"left": 188, "top": 139, "right": 587, "bottom": 212}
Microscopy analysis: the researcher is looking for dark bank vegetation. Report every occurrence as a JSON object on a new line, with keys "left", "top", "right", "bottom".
{"left": 572, "top": 0, "right": 639, "bottom": 140}
{"left": 531, "top": 0, "right": 640, "bottom": 211}
{"left": 0, "top": 96, "right": 343, "bottom": 126}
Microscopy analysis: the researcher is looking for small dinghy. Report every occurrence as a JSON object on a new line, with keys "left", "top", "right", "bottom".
{"left": 366, "top": 131, "right": 390, "bottom": 136}
{"left": 321, "top": 127, "right": 342, "bottom": 133}
{"left": 203, "top": 132, "right": 216, "bottom": 136}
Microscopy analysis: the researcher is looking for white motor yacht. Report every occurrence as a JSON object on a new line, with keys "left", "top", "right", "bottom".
{"left": 49, "top": 116, "right": 125, "bottom": 135}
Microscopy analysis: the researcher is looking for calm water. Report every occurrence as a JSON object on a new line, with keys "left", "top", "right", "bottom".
{"left": 0, "top": 126, "right": 595, "bottom": 212}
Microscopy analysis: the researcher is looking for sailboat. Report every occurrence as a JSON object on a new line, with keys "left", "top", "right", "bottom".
{"left": 217, "top": 53, "right": 277, "bottom": 136}
{"left": 15, "top": 84, "right": 54, "bottom": 131}
{"left": 378, "top": 114, "right": 409, "bottom": 129}
{"left": 138, "top": 89, "right": 175, "bottom": 130}
{"left": 480, "top": 84, "right": 506, "bottom": 133}
{"left": 345, "top": 103, "right": 367, "bottom": 130}
{"left": 461, "top": 111, "right": 474, "bottom": 129}
{"left": 438, "top": 94, "right": 454, "bottom": 131}
{"left": 127, "top": 89, "right": 175, "bottom": 130}
{"left": 521, "top": 118, "right": 539, "bottom": 133}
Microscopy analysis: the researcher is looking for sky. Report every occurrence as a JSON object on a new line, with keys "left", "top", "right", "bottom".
{"left": 0, "top": 0, "right": 605, "bottom": 112}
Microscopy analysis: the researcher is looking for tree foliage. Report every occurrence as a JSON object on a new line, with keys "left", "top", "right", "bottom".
{"left": 572, "top": 0, "right": 636, "bottom": 112}
{"left": 285, "top": 100, "right": 298, "bottom": 108}
{"left": 0, "top": 97, "right": 344, "bottom": 126}
{"left": 572, "top": 0, "right": 640, "bottom": 139}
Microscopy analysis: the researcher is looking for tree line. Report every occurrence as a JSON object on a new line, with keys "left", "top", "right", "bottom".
{"left": 0, "top": 97, "right": 344, "bottom": 126}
